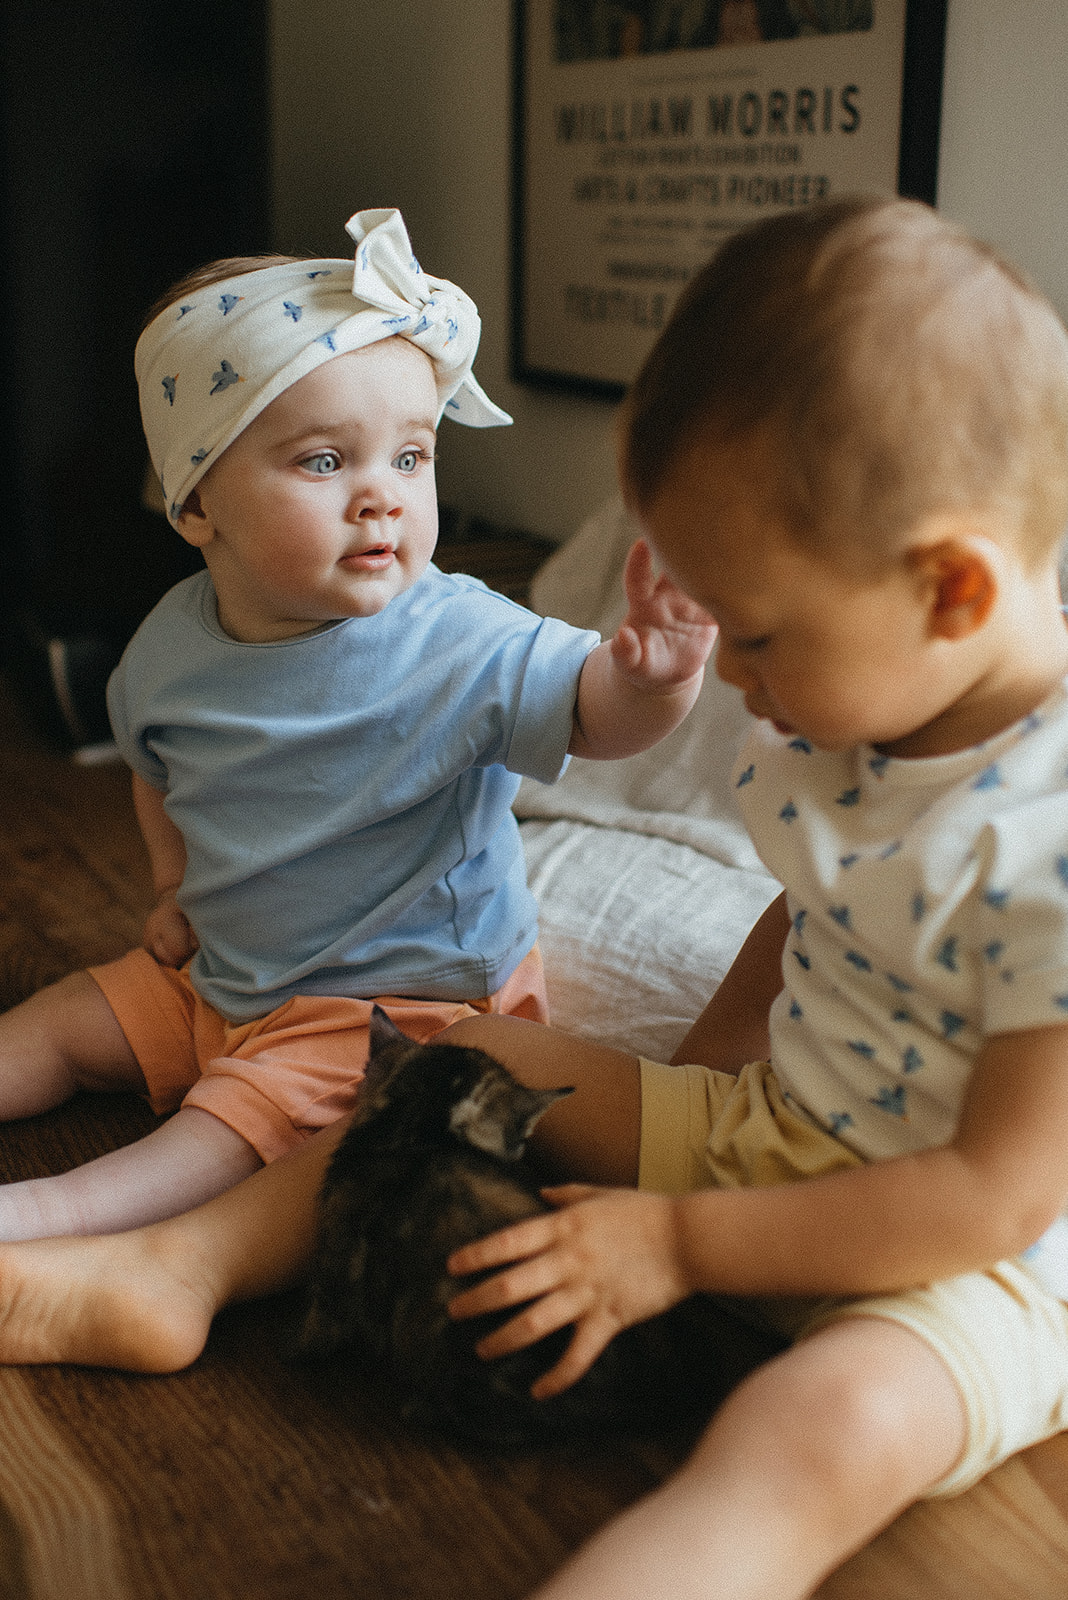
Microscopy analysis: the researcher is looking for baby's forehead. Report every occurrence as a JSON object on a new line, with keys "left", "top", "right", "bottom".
{"left": 246, "top": 340, "right": 440, "bottom": 436}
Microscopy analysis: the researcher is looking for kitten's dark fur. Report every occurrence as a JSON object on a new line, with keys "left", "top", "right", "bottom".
{"left": 299, "top": 1009, "right": 777, "bottom": 1447}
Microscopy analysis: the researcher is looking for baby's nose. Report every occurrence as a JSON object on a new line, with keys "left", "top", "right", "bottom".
{"left": 349, "top": 473, "right": 402, "bottom": 520}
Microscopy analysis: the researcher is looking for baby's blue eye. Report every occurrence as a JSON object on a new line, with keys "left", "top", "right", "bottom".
{"left": 394, "top": 449, "right": 422, "bottom": 474}
{"left": 303, "top": 451, "right": 340, "bottom": 475}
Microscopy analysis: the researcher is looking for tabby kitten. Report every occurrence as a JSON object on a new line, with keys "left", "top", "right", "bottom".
{"left": 300, "top": 1009, "right": 769, "bottom": 1447}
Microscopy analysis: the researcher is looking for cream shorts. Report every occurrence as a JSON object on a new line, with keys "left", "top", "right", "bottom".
{"left": 639, "top": 1055, "right": 1068, "bottom": 1497}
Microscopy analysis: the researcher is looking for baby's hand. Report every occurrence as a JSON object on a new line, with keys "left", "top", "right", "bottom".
{"left": 610, "top": 539, "right": 717, "bottom": 691}
{"left": 142, "top": 889, "right": 198, "bottom": 968}
{"left": 447, "top": 1184, "right": 688, "bottom": 1398}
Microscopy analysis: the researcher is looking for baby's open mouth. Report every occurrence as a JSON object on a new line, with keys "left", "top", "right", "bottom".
{"left": 341, "top": 544, "right": 395, "bottom": 570}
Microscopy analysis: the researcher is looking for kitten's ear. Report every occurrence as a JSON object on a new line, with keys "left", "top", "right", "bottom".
{"left": 368, "top": 1005, "right": 409, "bottom": 1054}
{"left": 521, "top": 1084, "right": 574, "bottom": 1139}
{"left": 358, "top": 1006, "right": 412, "bottom": 1110}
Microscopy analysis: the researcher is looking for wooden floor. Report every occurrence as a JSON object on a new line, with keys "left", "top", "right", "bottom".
{"left": 2, "top": 674, "right": 1068, "bottom": 1598}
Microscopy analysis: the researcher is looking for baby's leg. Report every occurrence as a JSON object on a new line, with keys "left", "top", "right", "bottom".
{"left": 0, "top": 1117, "right": 347, "bottom": 1370}
{"left": 0, "top": 969, "right": 267, "bottom": 1240}
{"left": 0, "top": 970, "right": 143, "bottom": 1113}
{"left": 526, "top": 1315, "right": 966, "bottom": 1600}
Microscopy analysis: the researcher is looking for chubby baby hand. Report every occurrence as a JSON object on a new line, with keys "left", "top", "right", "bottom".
{"left": 142, "top": 889, "right": 199, "bottom": 969}
{"left": 610, "top": 539, "right": 717, "bottom": 690}
{"left": 447, "top": 1184, "right": 688, "bottom": 1398}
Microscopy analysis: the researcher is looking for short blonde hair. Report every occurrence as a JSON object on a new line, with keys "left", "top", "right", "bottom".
{"left": 621, "top": 196, "right": 1068, "bottom": 567}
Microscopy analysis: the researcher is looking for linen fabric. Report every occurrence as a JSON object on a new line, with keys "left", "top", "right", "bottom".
{"left": 518, "top": 818, "right": 779, "bottom": 1060}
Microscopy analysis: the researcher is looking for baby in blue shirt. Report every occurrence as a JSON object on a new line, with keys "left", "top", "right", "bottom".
{"left": 0, "top": 208, "right": 715, "bottom": 1241}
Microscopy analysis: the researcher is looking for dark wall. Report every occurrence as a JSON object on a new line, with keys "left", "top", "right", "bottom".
{"left": 0, "top": 0, "right": 269, "bottom": 736}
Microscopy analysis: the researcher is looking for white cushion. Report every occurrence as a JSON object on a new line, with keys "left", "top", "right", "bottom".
{"left": 521, "top": 819, "right": 778, "bottom": 1060}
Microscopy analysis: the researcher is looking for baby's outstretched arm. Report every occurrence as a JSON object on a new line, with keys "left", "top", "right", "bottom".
{"left": 568, "top": 539, "right": 717, "bottom": 759}
{"left": 450, "top": 1021, "right": 1068, "bottom": 1394}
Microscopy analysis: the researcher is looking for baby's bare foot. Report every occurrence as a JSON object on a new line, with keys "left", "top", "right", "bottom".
{"left": 0, "top": 1231, "right": 214, "bottom": 1371}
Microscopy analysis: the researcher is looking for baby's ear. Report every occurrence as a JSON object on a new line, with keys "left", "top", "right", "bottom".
{"left": 913, "top": 536, "right": 998, "bottom": 640}
{"left": 176, "top": 487, "right": 213, "bottom": 547}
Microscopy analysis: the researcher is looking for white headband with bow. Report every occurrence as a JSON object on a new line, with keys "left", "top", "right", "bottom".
{"left": 136, "top": 207, "right": 511, "bottom": 524}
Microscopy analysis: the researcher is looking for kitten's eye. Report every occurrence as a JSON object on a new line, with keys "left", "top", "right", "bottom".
{"left": 301, "top": 451, "right": 341, "bottom": 475}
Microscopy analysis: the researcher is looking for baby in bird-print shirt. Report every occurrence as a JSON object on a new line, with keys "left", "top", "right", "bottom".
{"left": 733, "top": 694, "right": 1068, "bottom": 1296}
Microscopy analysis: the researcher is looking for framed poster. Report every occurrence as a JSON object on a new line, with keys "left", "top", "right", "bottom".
{"left": 512, "top": 1, "right": 947, "bottom": 396}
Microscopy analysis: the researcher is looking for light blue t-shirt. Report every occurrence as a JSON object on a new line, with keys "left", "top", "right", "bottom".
{"left": 108, "top": 565, "right": 599, "bottom": 1021}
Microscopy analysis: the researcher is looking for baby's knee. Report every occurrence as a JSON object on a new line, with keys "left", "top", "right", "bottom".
{"left": 802, "top": 1351, "right": 919, "bottom": 1493}
{"left": 702, "top": 1321, "right": 950, "bottom": 1514}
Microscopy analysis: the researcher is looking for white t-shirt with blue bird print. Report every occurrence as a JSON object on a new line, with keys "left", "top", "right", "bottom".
{"left": 732, "top": 681, "right": 1068, "bottom": 1296}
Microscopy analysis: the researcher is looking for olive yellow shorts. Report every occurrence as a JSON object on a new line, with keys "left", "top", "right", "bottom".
{"left": 88, "top": 945, "right": 547, "bottom": 1163}
{"left": 639, "top": 1056, "right": 1068, "bottom": 1497}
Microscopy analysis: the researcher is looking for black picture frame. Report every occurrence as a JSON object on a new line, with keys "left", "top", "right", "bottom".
{"left": 512, "top": 0, "right": 948, "bottom": 399}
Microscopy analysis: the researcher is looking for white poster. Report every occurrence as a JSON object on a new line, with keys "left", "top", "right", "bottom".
{"left": 515, "top": 2, "right": 936, "bottom": 391}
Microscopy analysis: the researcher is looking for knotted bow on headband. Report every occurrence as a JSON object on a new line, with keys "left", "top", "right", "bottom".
{"left": 136, "top": 207, "right": 512, "bottom": 525}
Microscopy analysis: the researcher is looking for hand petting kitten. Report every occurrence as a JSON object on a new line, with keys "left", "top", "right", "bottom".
{"left": 448, "top": 1183, "right": 687, "bottom": 1398}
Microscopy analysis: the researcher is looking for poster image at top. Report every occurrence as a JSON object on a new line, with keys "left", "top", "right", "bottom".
{"left": 514, "top": 0, "right": 944, "bottom": 392}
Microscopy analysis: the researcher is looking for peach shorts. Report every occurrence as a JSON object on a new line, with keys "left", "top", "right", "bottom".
{"left": 88, "top": 946, "right": 547, "bottom": 1163}
{"left": 639, "top": 1055, "right": 1068, "bottom": 1498}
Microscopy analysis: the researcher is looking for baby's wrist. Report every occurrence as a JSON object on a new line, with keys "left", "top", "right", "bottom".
{"left": 620, "top": 660, "right": 705, "bottom": 704}
{"left": 670, "top": 1191, "right": 721, "bottom": 1297}
{"left": 657, "top": 1194, "right": 697, "bottom": 1302}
